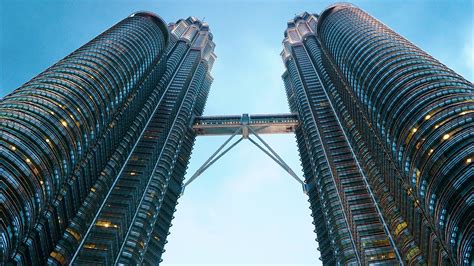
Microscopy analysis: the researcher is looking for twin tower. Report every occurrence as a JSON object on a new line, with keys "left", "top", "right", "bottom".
{"left": 1, "top": 4, "right": 472, "bottom": 265}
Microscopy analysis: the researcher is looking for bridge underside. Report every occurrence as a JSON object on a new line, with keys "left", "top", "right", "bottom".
{"left": 183, "top": 113, "right": 307, "bottom": 194}
{"left": 192, "top": 113, "right": 299, "bottom": 136}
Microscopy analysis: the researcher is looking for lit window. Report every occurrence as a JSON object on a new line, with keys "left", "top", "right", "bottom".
{"left": 66, "top": 228, "right": 81, "bottom": 241}
{"left": 96, "top": 220, "right": 118, "bottom": 228}
{"left": 11, "top": 145, "right": 16, "bottom": 151}
{"left": 467, "top": 158, "right": 472, "bottom": 164}
{"left": 61, "top": 120, "right": 68, "bottom": 127}
{"left": 84, "top": 243, "right": 96, "bottom": 249}
{"left": 442, "top": 134, "right": 450, "bottom": 140}
{"left": 394, "top": 221, "right": 407, "bottom": 236}
{"left": 424, "top": 114, "right": 431, "bottom": 120}
{"left": 406, "top": 246, "right": 420, "bottom": 261}
{"left": 50, "top": 251, "right": 66, "bottom": 264}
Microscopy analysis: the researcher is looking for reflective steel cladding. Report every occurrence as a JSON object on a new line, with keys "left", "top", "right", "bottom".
{"left": 282, "top": 4, "right": 472, "bottom": 265}
{"left": 1, "top": 13, "right": 215, "bottom": 264}
{"left": 1, "top": 3, "right": 472, "bottom": 266}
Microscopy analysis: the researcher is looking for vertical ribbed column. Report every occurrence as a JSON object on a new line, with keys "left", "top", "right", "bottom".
{"left": 119, "top": 18, "right": 216, "bottom": 265}
{"left": 283, "top": 48, "right": 359, "bottom": 264}
{"left": 283, "top": 70, "right": 337, "bottom": 265}
{"left": 1, "top": 12, "right": 168, "bottom": 264}
{"left": 282, "top": 12, "right": 405, "bottom": 264}
{"left": 59, "top": 17, "right": 216, "bottom": 265}
{"left": 141, "top": 71, "right": 213, "bottom": 265}
{"left": 316, "top": 4, "right": 473, "bottom": 265}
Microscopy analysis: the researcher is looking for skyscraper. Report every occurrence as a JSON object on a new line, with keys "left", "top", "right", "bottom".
{"left": 282, "top": 4, "right": 473, "bottom": 265}
{"left": 1, "top": 3, "right": 472, "bottom": 266}
{"left": 1, "top": 13, "right": 215, "bottom": 265}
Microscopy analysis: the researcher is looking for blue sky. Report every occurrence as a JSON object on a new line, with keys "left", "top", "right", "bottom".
{"left": 1, "top": 0, "right": 472, "bottom": 265}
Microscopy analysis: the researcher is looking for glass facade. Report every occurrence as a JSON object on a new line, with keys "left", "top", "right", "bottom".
{"left": 282, "top": 5, "right": 473, "bottom": 265}
{"left": 1, "top": 13, "right": 215, "bottom": 265}
{"left": 1, "top": 4, "right": 472, "bottom": 266}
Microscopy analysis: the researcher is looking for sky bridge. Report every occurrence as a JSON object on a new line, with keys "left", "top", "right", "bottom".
{"left": 183, "top": 113, "right": 308, "bottom": 195}
{"left": 192, "top": 113, "right": 299, "bottom": 137}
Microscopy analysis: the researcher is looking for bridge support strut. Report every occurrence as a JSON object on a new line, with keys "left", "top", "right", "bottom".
{"left": 181, "top": 117, "right": 308, "bottom": 196}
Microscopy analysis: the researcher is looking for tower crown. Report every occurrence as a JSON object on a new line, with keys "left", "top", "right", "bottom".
{"left": 169, "top": 16, "right": 217, "bottom": 70}
{"left": 281, "top": 12, "right": 318, "bottom": 63}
